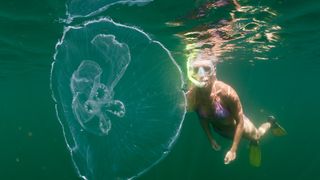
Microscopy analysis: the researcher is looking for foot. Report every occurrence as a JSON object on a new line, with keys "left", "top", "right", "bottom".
{"left": 267, "top": 115, "right": 276, "bottom": 127}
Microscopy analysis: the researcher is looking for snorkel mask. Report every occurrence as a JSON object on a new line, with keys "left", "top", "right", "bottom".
{"left": 187, "top": 56, "right": 216, "bottom": 88}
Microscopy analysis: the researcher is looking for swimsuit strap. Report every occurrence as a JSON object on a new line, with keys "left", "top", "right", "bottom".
{"left": 213, "top": 83, "right": 231, "bottom": 119}
{"left": 214, "top": 100, "right": 229, "bottom": 119}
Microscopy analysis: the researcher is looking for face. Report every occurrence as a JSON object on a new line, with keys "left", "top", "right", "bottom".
{"left": 188, "top": 60, "right": 215, "bottom": 88}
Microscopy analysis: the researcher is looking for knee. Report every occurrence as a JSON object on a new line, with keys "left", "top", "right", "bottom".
{"left": 254, "top": 133, "right": 261, "bottom": 141}
{"left": 244, "top": 130, "right": 260, "bottom": 141}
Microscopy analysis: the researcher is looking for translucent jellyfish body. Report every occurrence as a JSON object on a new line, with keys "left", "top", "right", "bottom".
{"left": 66, "top": 0, "right": 153, "bottom": 20}
{"left": 51, "top": 18, "right": 186, "bottom": 180}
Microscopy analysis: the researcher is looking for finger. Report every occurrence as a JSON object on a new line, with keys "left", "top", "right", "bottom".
{"left": 224, "top": 158, "right": 230, "bottom": 164}
{"left": 224, "top": 156, "right": 230, "bottom": 164}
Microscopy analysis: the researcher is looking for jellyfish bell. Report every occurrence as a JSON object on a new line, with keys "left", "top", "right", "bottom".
{"left": 66, "top": 0, "right": 154, "bottom": 21}
{"left": 51, "top": 18, "right": 186, "bottom": 180}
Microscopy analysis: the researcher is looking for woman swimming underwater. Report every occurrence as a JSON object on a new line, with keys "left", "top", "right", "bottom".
{"left": 186, "top": 52, "right": 286, "bottom": 166}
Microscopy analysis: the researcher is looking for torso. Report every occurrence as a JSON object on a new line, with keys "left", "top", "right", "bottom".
{"left": 193, "top": 81, "right": 237, "bottom": 137}
{"left": 196, "top": 98, "right": 234, "bottom": 126}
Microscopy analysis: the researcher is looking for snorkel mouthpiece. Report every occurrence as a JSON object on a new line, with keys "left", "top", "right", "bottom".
{"left": 188, "top": 76, "right": 206, "bottom": 88}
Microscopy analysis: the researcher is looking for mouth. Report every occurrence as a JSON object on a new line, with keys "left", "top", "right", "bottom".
{"left": 203, "top": 79, "right": 209, "bottom": 84}
{"left": 200, "top": 81, "right": 209, "bottom": 88}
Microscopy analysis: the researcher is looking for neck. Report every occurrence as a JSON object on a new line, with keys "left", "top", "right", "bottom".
{"left": 196, "top": 85, "right": 212, "bottom": 100}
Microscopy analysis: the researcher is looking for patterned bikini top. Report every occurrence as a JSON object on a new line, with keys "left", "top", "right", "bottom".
{"left": 214, "top": 100, "right": 230, "bottom": 120}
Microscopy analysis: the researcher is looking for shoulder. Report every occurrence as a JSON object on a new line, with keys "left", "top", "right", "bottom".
{"left": 216, "top": 81, "right": 237, "bottom": 97}
{"left": 215, "top": 81, "right": 243, "bottom": 114}
{"left": 216, "top": 81, "right": 240, "bottom": 105}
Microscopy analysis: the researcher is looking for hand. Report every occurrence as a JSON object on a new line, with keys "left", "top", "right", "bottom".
{"left": 211, "top": 141, "right": 221, "bottom": 151}
{"left": 224, "top": 150, "right": 236, "bottom": 164}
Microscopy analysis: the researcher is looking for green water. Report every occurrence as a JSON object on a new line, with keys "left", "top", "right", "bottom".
{"left": 1, "top": 0, "right": 320, "bottom": 179}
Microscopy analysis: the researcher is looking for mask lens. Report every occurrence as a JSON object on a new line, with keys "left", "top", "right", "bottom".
{"left": 204, "top": 66, "right": 211, "bottom": 72}
{"left": 193, "top": 67, "right": 199, "bottom": 74}
{"left": 190, "top": 65, "right": 212, "bottom": 78}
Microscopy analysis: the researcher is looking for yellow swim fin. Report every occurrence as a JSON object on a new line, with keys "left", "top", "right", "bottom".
{"left": 271, "top": 122, "right": 287, "bottom": 136}
{"left": 249, "top": 141, "right": 261, "bottom": 167}
{"left": 268, "top": 116, "right": 287, "bottom": 136}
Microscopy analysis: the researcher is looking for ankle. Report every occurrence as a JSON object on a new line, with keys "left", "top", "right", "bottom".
{"left": 267, "top": 116, "right": 276, "bottom": 126}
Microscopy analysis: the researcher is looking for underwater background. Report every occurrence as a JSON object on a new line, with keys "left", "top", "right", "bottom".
{"left": 1, "top": 0, "right": 320, "bottom": 179}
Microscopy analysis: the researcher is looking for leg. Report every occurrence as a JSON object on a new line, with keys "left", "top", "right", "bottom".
{"left": 243, "top": 115, "right": 271, "bottom": 141}
{"left": 245, "top": 116, "right": 285, "bottom": 167}
{"left": 257, "top": 122, "right": 271, "bottom": 138}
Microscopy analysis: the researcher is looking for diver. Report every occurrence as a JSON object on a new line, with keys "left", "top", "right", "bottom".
{"left": 186, "top": 52, "right": 286, "bottom": 166}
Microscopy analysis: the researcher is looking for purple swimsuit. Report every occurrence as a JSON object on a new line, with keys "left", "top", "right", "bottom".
{"left": 214, "top": 101, "right": 230, "bottom": 119}
{"left": 196, "top": 100, "right": 230, "bottom": 120}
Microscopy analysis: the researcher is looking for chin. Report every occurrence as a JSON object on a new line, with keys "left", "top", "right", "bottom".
{"left": 199, "top": 83, "right": 210, "bottom": 89}
{"left": 204, "top": 82, "right": 211, "bottom": 88}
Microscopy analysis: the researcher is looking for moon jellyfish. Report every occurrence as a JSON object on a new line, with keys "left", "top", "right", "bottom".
{"left": 67, "top": 0, "right": 153, "bottom": 20}
{"left": 51, "top": 18, "right": 186, "bottom": 180}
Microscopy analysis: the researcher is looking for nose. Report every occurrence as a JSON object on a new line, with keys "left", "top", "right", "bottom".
{"left": 200, "top": 76, "right": 209, "bottom": 82}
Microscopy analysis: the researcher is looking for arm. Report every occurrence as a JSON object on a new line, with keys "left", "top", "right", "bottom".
{"left": 188, "top": 86, "right": 220, "bottom": 150}
{"left": 232, "top": 0, "right": 241, "bottom": 10}
{"left": 200, "top": 119, "right": 221, "bottom": 151}
{"left": 230, "top": 103, "right": 244, "bottom": 153}
{"left": 224, "top": 88, "right": 244, "bottom": 164}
